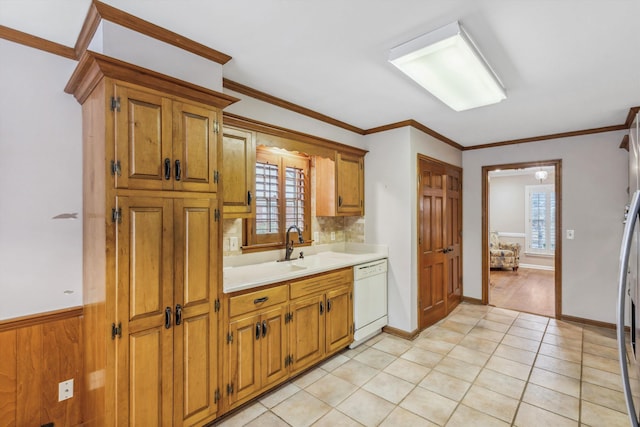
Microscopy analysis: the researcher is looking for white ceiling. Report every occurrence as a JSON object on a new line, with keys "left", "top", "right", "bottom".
{"left": 2, "top": 0, "right": 639, "bottom": 146}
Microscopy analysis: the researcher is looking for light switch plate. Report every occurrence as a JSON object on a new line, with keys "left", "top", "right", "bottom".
{"left": 566, "top": 229, "right": 575, "bottom": 240}
{"left": 230, "top": 237, "right": 239, "bottom": 251}
{"left": 59, "top": 379, "right": 73, "bottom": 401}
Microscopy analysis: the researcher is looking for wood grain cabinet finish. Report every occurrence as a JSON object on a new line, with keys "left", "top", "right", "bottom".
{"left": 222, "top": 126, "right": 256, "bottom": 217}
{"left": 64, "top": 52, "right": 237, "bottom": 427}
{"left": 316, "top": 152, "right": 364, "bottom": 216}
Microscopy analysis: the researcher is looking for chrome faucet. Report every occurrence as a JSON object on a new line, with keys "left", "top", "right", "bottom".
{"left": 284, "top": 225, "right": 304, "bottom": 261}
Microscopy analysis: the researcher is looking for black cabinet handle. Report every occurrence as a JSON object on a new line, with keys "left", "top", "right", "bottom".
{"left": 256, "top": 322, "right": 261, "bottom": 340}
{"left": 175, "top": 159, "right": 181, "bottom": 181}
{"left": 327, "top": 299, "right": 332, "bottom": 312}
{"left": 262, "top": 320, "right": 267, "bottom": 338}
{"left": 319, "top": 301, "right": 324, "bottom": 315}
{"left": 254, "top": 296, "right": 269, "bottom": 304}
{"left": 175, "top": 304, "right": 182, "bottom": 326}
{"left": 338, "top": 196, "right": 343, "bottom": 207}
{"left": 165, "top": 307, "right": 172, "bottom": 329}
{"left": 248, "top": 191, "right": 252, "bottom": 206}
{"left": 164, "top": 158, "right": 171, "bottom": 180}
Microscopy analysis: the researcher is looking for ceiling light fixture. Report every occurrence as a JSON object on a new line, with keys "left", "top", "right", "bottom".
{"left": 388, "top": 21, "right": 506, "bottom": 112}
{"left": 535, "top": 170, "right": 549, "bottom": 182}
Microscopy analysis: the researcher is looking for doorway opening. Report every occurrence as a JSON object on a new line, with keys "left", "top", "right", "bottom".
{"left": 482, "top": 160, "right": 562, "bottom": 318}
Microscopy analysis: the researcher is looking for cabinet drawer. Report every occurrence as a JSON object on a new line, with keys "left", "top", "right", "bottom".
{"left": 290, "top": 268, "right": 352, "bottom": 299}
{"left": 229, "top": 284, "right": 288, "bottom": 318}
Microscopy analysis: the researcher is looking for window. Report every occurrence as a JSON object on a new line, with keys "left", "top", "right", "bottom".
{"left": 249, "top": 147, "right": 310, "bottom": 247}
{"left": 525, "top": 184, "right": 555, "bottom": 255}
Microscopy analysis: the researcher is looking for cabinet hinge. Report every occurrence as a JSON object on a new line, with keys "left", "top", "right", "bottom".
{"left": 214, "top": 209, "right": 220, "bottom": 222}
{"left": 284, "top": 354, "right": 294, "bottom": 367}
{"left": 111, "top": 322, "right": 122, "bottom": 339}
{"left": 110, "top": 96, "right": 121, "bottom": 112}
{"left": 227, "top": 383, "right": 234, "bottom": 395}
{"left": 285, "top": 312, "right": 293, "bottom": 323}
{"left": 110, "top": 160, "right": 121, "bottom": 176}
{"left": 111, "top": 208, "right": 122, "bottom": 224}
{"left": 227, "top": 332, "right": 233, "bottom": 344}
{"left": 214, "top": 298, "right": 220, "bottom": 313}
{"left": 214, "top": 170, "right": 220, "bottom": 184}
{"left": 214, "top": 388, "right": 220, "bottom": 403}
{"left": 214, "top": 120, "right": 220, "bottom": 134}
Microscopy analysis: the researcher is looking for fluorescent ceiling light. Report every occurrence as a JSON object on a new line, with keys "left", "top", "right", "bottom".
{"left": 389, "top": 21, "right": 506, "bottom": 112}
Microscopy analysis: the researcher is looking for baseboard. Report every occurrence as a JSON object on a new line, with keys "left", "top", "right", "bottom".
{"left": 561, "top": 314, "right": 616, "bottom": 330}
{"left": 0, "top": 306, "right": 83, "bottom": 332}
{"left": 382, "top": 325, "right": 420, "bottom": 340}
{"left": 462, "top": 296, "right": 483, "bottom": 305}
{"left": 519, "top": 263, "right": 555, "bottom": 271}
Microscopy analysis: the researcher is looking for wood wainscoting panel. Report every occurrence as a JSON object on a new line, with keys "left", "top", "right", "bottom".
{"left": 0, "top": 330, "right": 17, "bottom": 424}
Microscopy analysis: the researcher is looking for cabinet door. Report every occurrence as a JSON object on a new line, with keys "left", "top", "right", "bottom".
{"left": 114, "top": 84, "right": 173, "bottom": 191}
{"left": 260, "top": 306, "right": 288, "bottom": 388}
{"left": 173, "top": 198, "right": 219, "bottom": 426}
{"left": 336, "top": 153, "right": 363, "bottom": 215}
{"left": 222, "top": 127, "right": 255, "bottom": 216}
{"left": 115, "top": 196, "right": 174, "bottom": 425}
{"left": 173, "top": 101, "right": 219, "bottom": 193}
{"left": 228, "top": 314, "right": 261, "bottom": 405}
{"left": 289, "top": 294, "right": 325, "bottom": 374}
{"left": 325, "top": 285, "right": 353, "bottom": 354}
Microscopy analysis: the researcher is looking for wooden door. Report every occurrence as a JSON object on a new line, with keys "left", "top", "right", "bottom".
{"left": 227, "top": 314, "right": 261, "bottom": 405}
{"left": 336, "top": 153, "right": 363, "bottom": 215}
{"left": 222, "top": 127, "right": 255, "bottom": 216}
{"left": 114, "top": 84, "right": 173, "bottom": 191}
{"left": 173, "top": 198, "right": 219, "bottom": 426}
{"left": 418, "top": 159, "right": 448, "bottom": 329}
{"left": 446, "top": 167, "right": 462, "bottom": 310}
{"left": 289, "top": 294, "right": 325, "bottom": 374}
{"left": 173, "top": 101, "right": 219, "bottom": 193}
{"left": 260, "top": 306, "right": 288, "bottom": 388}
{"left": 115, "top": 196, "right": 174, "bottom": 426}
{"left": 325, "top": 285, "right": 353, "bottom": 354}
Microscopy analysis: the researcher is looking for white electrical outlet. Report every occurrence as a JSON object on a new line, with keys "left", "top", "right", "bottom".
{"left": 566, "top": 229, "right": 575, "bottom": 240}
{"left": 330, "top": 232, "right": 336, "bottom": 241}
{"left": 223, "top": 238, "right": 230, "bottom": 252}
{"left": 230, "top": 237, "right": 239, "bottom": 251}
{"left": 59, "top": 379, "right": 74, "bottom": 402}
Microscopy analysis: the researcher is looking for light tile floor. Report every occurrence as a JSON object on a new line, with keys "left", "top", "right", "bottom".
{"left": 214, "top": 303, "right": 634, "bottom": 426}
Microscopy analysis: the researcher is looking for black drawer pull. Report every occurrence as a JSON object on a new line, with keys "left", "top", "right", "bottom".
{"left": 262, "top": 320, "right": 267, "bottom": 338}
{"left": 164, "top": 158, "right": 171, "bottom": 180}
{"left": 175, "top": 159, "right": 181, "bottom": 181}
{"left": 175, "top": 304, "right": 182, "bottom": 326}
{"left": 255, "top": 322, "right": 261, "bottom": 340}
{"left": 254, "top": 296, "right": 269, "bottom": 304}
{"left": 319, "top": 301, "right": 324, "bottom": 315}
{"left": 327, "top": 299, "right": 332, "bottom": 312}
{"left": 164, "top": 307, "right": 172, "bottom": 329}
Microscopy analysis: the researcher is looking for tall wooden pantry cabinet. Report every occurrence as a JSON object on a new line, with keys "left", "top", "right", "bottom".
{"left": 65, "top": 52, "right": 237, "bottom": 426}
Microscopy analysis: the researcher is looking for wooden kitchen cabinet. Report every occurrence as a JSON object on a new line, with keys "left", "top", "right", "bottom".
{"left": 316, "top": 152, "right": 364, "bottom": 216}
{"left": 113, "top": 82, "right": 220, "bottom": 193}
{"left": 222, "top": 126, "right": 256, "bottom": 216}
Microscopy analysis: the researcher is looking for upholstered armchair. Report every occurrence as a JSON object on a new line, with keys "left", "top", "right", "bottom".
{"left": 489, "top": 232, "right": 520, "bottom": 271}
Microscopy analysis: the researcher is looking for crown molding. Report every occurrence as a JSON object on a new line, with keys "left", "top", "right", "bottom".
{"left": 0, "top": 25, "right": 76, "bottom": 59}
{"left": 364, "top": 119, "right": 464, "bottom": 150}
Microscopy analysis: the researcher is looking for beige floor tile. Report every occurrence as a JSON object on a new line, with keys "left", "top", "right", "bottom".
{"left": 434, "top": 356, "right": 482, "bottom": 383}
{"left": 513, "top": 318, "right": 548, "bottom": 332}
{"left": 583, "top": 329, "right": 617, "bottom": 348}
{"left": 363, "top": 333, "right": 386, "bottom": 347}
{"left": 461, "top": 384, "right": 519, "bottom": 423}
{"left": 538, "top": 342, "right": 582, "bottom": 363}
{"left": 541, "top": 333, "right": 582, "bottom": 351}
{"left": 446, "top": 404, "right": 510, "bottom": 427}
{"left": 353, "top": 347, "right": 397, "bottom": 370}
{"left": 321, "top": 354, "right": 350, "bottom": 372}
{"left": 518, "top": 312, "right": 551, "bottom": 325}
{"left": 582, "top": 366, "right": 624, "bottom": 392}
{"left": 399, "top": 386, "right": 458, "bottom": 425}
{"left": 583, "top": 352, "right": 621, "bottom": 375}
{"left": 260, "top": 383, "right": 302, "bottom": 408}
{"left": 474, "top": 368, "right": 526, "bottom": 399}
{"left": 507, "top": 325, "right": 544, "bottom": 341}
{"left": 244, "top": 411, "right": 289, "bottom": 427}
{"left": 501, "top": 334, "right": 540, "bottom": 353}
{"left": 546, "top": 323, "right": 583, "bottom": 339}
{"left": 311, "top": 409, "right": 363, "bottom": 427}
{"left": 342, "top": 343, "right": 368, "bottom": 358}
{"left": 483, "top": 312, "right": 517, "bottom": 325}
{"left": 425, "top": 326, "right": 465, "bottom": 344}
{"left": 272, "top": 390, "right": 331, "bottom": 426}
{"left": 583, "top": 340, "right": 619, "bottom": 360}
{"left": 468, "top": 325, "right": 506, "bottom": 342}
{"left": 371, "top": 336, "right": 412, "bottom": 356}
{"left": 448, "top": 344, "right": 491, "bottom": 367}
{"left": 458, "top": 334, "right": 500, "bottom": 354}
{"left": 457, "top": 303, "right": 492, "bottom": 316}
{"left": 413, "top": 336, "right": 456, "bottom": 355}
{"left": 522, "top": 383, "right": 579, "bottom": 420}
{"left": 305, "top": 373, "right": 358, "bottom": 407}
{"left": 440, "top": 319, "right": 475, "bottom": 335}
{"left": 528, "top": 367, "right": 580, "bottom": 398}
{"left": 513, "top": 402, "right": 578, "bottom": 427}
{"left": 362, "top": 371, "right": 415, "bottom": 404}
{"left": 400, "top": 347, "right": 444, "bottom": 368}
{"left": 215, "top": 402, "right": 267, "bottom": 427}
{"left": 378, "top": 407, "right": 437, "bottom": 427}
{"left": 336, "top": 389, "right": 395, "bottom": 427}
{"left": 476, "top": 318, "right": 511, "bottom": 333}
{"left": 293, "top": 367, "right": 327, "bottom": 389}
{"left": 485, "top": 355, "right": 532, "bottom": 381}
{"left": 383, "top": 358, "right": 430, "bottom": 384}
{"left": 533, "top": 354, "right": 581, "bottom": 380}
{"left": 331, "top": 359, "right": 379, "bottom": 387}
{"left": 582, "top": 382, "right": 628, "bottom": 414}
{"left": 493, "top": 343, "right": 537, "bottom": 365}
{"left": 580, "top": 400, "right": 629, "bottom": 427}
{"left": 419, "top": 369, "right": 471, "bottom": 401}
{"left": 490, "top": 307, "right": 520, "bottom": 318}
{"left": 447, "top": 313, "right": 482, "bottom": 326}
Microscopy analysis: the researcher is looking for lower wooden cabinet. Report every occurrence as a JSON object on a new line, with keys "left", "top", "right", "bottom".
{"left": 223, "top": 268, "right": 354, "bottom": 410}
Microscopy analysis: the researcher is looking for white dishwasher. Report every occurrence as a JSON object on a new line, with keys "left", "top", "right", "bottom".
{"left": 350, "top": 258, "right": 388, "bottom": 348}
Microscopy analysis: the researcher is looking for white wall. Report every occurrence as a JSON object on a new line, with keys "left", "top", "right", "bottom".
{"left": 0, "top": 40, "right": 83, "bottom": 319}
{"left": 463, "top": 131, "right": 628, "bottom": 323}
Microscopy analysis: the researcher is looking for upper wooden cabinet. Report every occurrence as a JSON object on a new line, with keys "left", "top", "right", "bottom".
{"left": 316, "top": 152, "right": 365, "bottom": 216}
{"left": 113, "top": 83, "right": 221, "bottom": 193}
{"left": 222, "top": 127, "right": 256, "bottom": 216}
